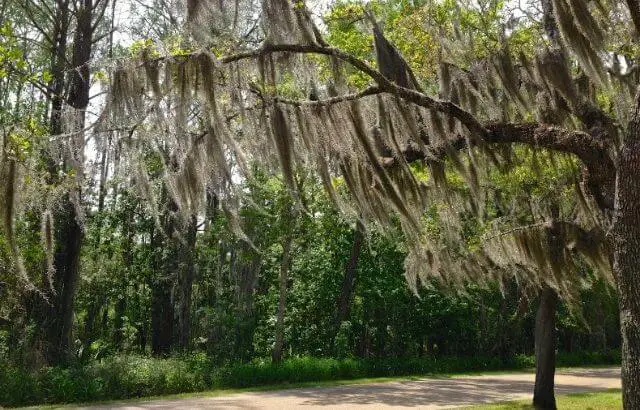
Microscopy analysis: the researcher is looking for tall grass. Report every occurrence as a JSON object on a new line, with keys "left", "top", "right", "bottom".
{"left": 0, "top": 350, "right": 621, "bottom": 407}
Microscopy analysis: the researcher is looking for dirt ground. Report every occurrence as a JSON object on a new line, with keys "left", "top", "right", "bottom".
{"left": 75, "top": 367, "right": 621, "bottom": 409}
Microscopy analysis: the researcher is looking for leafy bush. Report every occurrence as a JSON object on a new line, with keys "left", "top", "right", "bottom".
{"left": 0, "top": 366, "right": 40, "bottom": 406}
{"left": 0, "top": 350, "right": 621, "bottom": 407}
{"left": 556, "top": 350, "right": 621, "bottom": 367}
{"left": 220, "top": 357, "right": 366, "bottom": 387}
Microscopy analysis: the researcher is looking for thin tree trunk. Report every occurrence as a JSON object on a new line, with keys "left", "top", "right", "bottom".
{"left": 177, "top": 215, "right": 197, "bottom": 350}
{"left": 532, "top": 208, "right": 563, "bottom": 410}
{"left": 234, "top": 251, "right": 260, "bottom": 362}
{"left": 596, "top": 300, "right": 607, "bottom": 351}
{"left": 150, "top": 227, "right": 174, "bottom": 356}
{"left": 46, "top": 213, "right": 83, "bottom": 363}
{"left": 335, "top": 222, "right": 364, "bottom": 327}
{"left": 150, "top": 190, "right": 177, "bottom": 356}
{"left": 272, "top": 234, "right": 293, "bottom": 364}
{"left": 82, "top": 299, "right": 100, "bottom": 344}
{"left": 333, "top": 221, "right": 364, "bottom": 352}
{"left": 612, "top": 91, "right": 640, "bottom": 409}
{"left": 150, "top": 274, "right": 173, "bottom": 356}
{"left": 83, "top": 141, "right": 109, "bottom": 349}
{"left": 533, "top": 286, "right": 558, "bottom": 409}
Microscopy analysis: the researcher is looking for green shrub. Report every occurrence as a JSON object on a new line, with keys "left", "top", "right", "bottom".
{"left": 0, "top": 366, "right": 40, "bottom": 406}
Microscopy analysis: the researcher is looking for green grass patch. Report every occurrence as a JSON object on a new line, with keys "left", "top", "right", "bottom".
{"left": 0, "top": 350, "right": 621, "bottom": 408}
{"left": 460, "top": 389, "right": 622, "bottom": 409}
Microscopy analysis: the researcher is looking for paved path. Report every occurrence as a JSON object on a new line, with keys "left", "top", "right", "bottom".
{"left": 78, "top": 367, "right": 620, "bottom": 409}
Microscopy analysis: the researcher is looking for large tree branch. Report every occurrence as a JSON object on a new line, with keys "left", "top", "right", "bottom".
{"left": 252, "top": 79, "right": 608, "bottom": 167}
{"left": 248, "top": 63, "right": 614, "bottom": 209}
{"left": 487, "top": 123, "right": 615, "bottom": 210}
{"left": 485, "top": 123, "right": 608, "bottom": 164}
{"left": 154, "top": 43, "right": 616, "bottom": 207}
{"left": 388, "top": 124, "right": 606, "bottom": 164}
{"left": 380, "top": 122, "right": 607, "bottom": 172}
{"left": 386, "top": 122, "right": 615, "bottom": 209}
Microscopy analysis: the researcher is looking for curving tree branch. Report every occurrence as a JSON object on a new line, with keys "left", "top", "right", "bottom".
{"left": 485, "top": 123, "right": 607, "bottom": 164}
{"left": 215, "top": 44, "right": 616, "bottom": 163}
{"left": 157, "top": 43, "right": 490, "bottom": 139}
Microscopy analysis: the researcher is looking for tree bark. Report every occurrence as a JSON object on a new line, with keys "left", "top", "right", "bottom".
{"left": 45, "top": 208, "right": 83, "bottom": 363}
{"left": 612, "top": 91, "right": 640, "bottom": 409}
{"left": 31, "top": 0, "right": 70, "bottom": 366}
{"left": 533, "top": 286, "right": 558, "bottom": 410}
{"left": 150, "top": 231, "right": 174, "bottom": 356}
{"left": 82, "top": 297, "right": 100, "bottom": 345}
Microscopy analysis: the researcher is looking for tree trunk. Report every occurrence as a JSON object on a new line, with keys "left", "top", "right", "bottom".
{"left": 149, "top": 197, "right": 174, "bottom": 356}
{"left": 44, "top": 209, "right": 83, "bottom": 363}
{"left": 177, "top": 215, "right": 197, "bottom": 350}
{"left": 150, "top": 221, "right": 174, "bottom": 356}
{"left": 151, "top": 275, "right": 173, "bottom": 356}
{"left": 82, "top": 297, "right": 100, "bottom": 345}
{"left": 35, "top": 0, "right": 93, "bottom": 366}
{"left": 335, "top": 222, "right": 364, "bottom": 329}
{"left": 150, "top": 182, "right": 191, "bottom": 356}
{"left": 32, "top": 0, "right": 69, "bottom": 367}
{"left": 612, "top": 91, "right": 640, "bottom": 409}
{"left": 234, "top": 251, "right": 260, "bottom": 362}
{"left": 533, "top": 286, "right": 558, "bottom": 410}
{"left": 272, "top": 234, "right": 293, "bottom": 364}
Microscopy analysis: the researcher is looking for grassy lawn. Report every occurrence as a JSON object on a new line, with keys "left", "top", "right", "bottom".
{"left": 461, "top": 389, "right": 622, "bottom": 409}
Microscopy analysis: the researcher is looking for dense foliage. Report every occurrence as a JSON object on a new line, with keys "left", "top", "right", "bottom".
{"left": 0, "top": 173, "right": 621, "bottom": 405}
